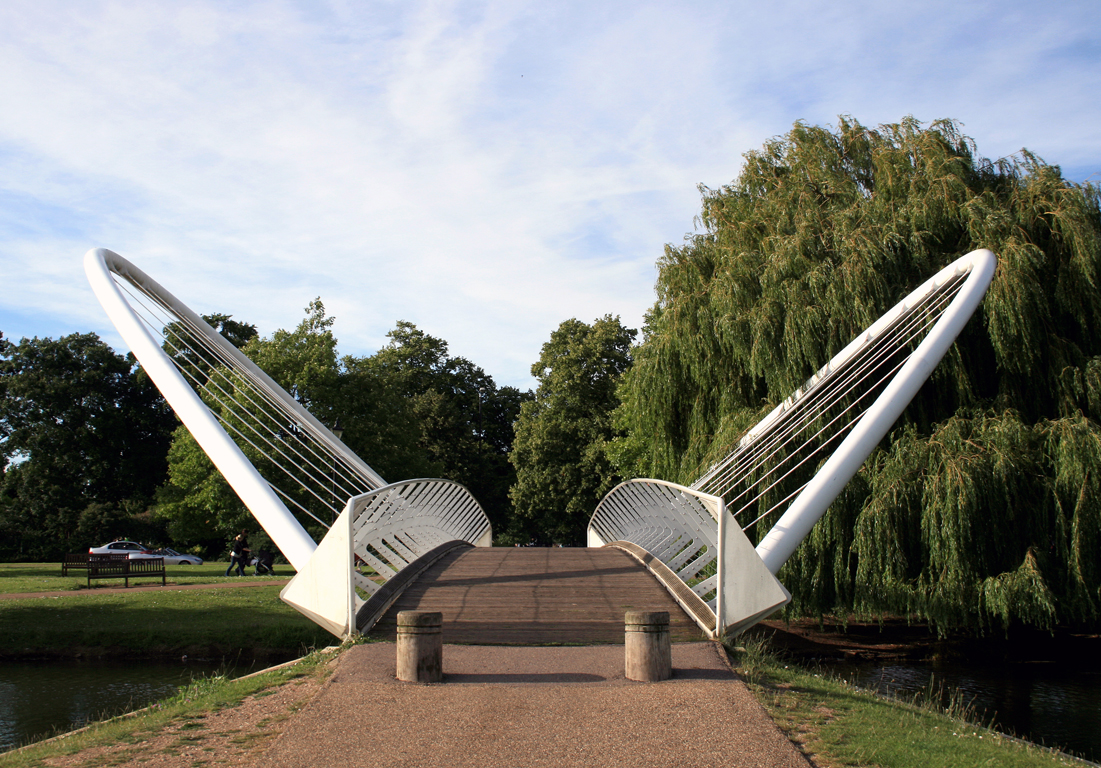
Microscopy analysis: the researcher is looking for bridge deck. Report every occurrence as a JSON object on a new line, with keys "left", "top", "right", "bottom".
{"left": 369, "top": 547, "right": 707, "bottom": 644}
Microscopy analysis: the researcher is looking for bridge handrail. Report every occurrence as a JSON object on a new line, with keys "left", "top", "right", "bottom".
{"left": 347, "top": 478, "right": 491, "bottom": 601}
{"left": 588, "top": 479, "right": 724, "bottom": 635}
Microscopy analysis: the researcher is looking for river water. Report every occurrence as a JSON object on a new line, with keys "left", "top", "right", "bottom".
{"left": 826, "top": 657, "right": 1101, "bottom": 763}
{"left": 3, "top": 654, "right": 1100, "bottom": 761}
{"left": 0, "top": 657, "right": 275, "bottom": 753}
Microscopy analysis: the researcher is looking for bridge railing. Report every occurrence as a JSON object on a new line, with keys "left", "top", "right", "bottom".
{"left": 588, "top": 479, "right": 720, "bottom": 603}
{"left": 349, "top": 478, "right": 492, "bottom": 599}
{"left": 281, "top": 477, "right": 492, "bottom": 637}
{"left": 588, "top": 479, "right": 790, "bottom": 638}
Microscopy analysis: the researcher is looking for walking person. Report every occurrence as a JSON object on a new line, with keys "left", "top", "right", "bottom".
{"left": 254, "top": 548, "right": 275, "bottom": 575}
{"left": 225, "top": 531, "right": 250, "bottom": 577}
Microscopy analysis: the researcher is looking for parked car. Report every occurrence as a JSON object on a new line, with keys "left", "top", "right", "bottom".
{"left": 88, "top": 540, "right": 152, "bottom": 556}
{"left": 133, "top": 547, "right": 204, "bottom": 566}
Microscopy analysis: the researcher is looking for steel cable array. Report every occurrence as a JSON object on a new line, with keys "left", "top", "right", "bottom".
{"left": 111, "top": 272, "right": 384, "bottom": 530}
{"left": 692, "top": 269, "right": 968, "bottom": 532}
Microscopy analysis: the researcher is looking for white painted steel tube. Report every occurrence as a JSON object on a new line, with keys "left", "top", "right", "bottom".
{"left": 84, "top": 248, "right": 319, "bottom": 570}
{"left": 755, "top": 249, "right": 997, "bottom": 574}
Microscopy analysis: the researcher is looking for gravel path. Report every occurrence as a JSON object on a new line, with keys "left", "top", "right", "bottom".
{"left": 254, "top": 642, "right": 810, "bottom": 768}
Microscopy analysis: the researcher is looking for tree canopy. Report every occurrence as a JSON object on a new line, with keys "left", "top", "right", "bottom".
{"left": 156, "top": 307, "right": 527, "bottom": 548}
{"left": 0, "top": 332, "right": 176, "bottom": 558}
{"left": 612, "top": 117, "right": 1101, "bottom": 633}
{"left": 510, "top": 315, "right": 635, "bottom": 545}
{"left": 360, "top": 321, "right": 531, "bottom": 539}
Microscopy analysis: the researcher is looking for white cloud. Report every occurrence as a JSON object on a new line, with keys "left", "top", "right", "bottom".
{"left": 1, "top": 0, "right": 1098, "bottom": 388}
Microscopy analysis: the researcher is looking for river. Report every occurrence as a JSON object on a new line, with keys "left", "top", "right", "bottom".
{"left": 3, "top": 654, "right": 1100, "bottom": 761}
{"left": 0, "top": 656, "right": 279, "bottom": 753}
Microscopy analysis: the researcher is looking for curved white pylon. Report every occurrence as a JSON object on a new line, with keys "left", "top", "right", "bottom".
{"left": 84, "top": 248, "right": 327, "bottom": 569}
{"left": 85, "top": 248, "right": 493, "bottom": 639}
{"left": 589, "top": 249, "right": 997, "bottom": 637}
{"left": 752, "top": 249, "right": 996, "bottom": 573}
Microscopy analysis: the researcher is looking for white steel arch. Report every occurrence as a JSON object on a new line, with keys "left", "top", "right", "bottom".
{"left": 85, "top": 248, "right": 491, "bottom": 638}
{"left": 589, "top": 249, "right": 997, "bottom": 638}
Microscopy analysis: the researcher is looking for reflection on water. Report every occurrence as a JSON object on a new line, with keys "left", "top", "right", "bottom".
{"left": 0, "top": 657, "right": 268, "bottom": 752}
{"left": 830, "top": 658, "right": 1101, "bottom": 763}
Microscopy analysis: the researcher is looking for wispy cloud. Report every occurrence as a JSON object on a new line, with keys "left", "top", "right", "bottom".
{"left": 1, "top": 0, "right": 1098, "bottom": 387}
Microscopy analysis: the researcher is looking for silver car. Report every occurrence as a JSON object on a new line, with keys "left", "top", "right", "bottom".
{"left": 133, "top": 547, "right": 204, "bottom": 566}
{"left": 88, "top": 540, "right": 152, "bottom": 556}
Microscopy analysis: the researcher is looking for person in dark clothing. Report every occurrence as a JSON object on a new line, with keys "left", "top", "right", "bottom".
{"left": 225, "top": 531, "right": 250, "bottom": 577}
{"left": 254, "top": 548, "right": 275, "bottom": 575}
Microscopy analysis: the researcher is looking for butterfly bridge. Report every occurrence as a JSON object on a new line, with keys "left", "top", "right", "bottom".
{"left": 87, "top": 247, "right": 995, "bottom": 640}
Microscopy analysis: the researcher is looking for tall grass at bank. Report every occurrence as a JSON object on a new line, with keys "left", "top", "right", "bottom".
{"left": 0, "top": 585, "right": 333, "bottom": 657}
{"left": 730, "top": 638, "right": 1092, "bottom": 767}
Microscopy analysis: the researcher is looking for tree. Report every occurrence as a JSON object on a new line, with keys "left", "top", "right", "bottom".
{"left": 509, "top": 316, "right": 636, "bottom": 545}
{"left": 359, "top": 321, "right": 531, "bottom": 540}
{"left": 155, "top": 303, "right": 436, "bottom": 548}
{"left": 0, "top": 332, "right": 175, "bottom": 559}
{"left": 612, "top": 116, "right": 1101, "bottom": 632}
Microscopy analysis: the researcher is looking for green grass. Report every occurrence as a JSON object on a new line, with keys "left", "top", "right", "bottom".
{"left": 0, "top": 645, "right": 342, "bottom": 767}
{"left": 0, "top": 584, "right": 334, "bottom": 657}
{"left": 730, "top": 638, "right": 1092, "bottom": 767}
{"left": 0, "top": 561, "right": 292, "bottom": 595}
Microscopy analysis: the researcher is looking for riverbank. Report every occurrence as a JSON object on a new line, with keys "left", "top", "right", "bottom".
{"left": 747, "top": 617, "right": 1101, "bottom": 666}
{"left": 0, "top": 584, "right": 332, "bottom": 661}
{"left": 3, "top": 640, "right": 1093, "bottom": 768}
{"left": 730, "top": 640, "right": 1096, "bottom": 767}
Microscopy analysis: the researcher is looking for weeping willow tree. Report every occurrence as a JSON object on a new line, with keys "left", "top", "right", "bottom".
{"left": 612, "top": 116, "right": 1101, "bottom": 633}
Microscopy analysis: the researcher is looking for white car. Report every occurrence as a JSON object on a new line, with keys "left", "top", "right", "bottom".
{"left": 89, "top": 540, "right": 152, "bottom": 556}
{"left": 89, "top": 541, "right": 203, "bottom": 565}
{"left": 134, "top": 547, "right": 204, "bottom": 566}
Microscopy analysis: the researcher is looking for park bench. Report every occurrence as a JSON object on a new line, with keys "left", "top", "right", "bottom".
{"left": 63, "top": 554, "right": 167, "bottom": 587}
{"left": 61, "top": 552, "right": 128, "bottom": 576}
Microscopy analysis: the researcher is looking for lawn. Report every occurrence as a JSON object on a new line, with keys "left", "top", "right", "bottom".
{"left": 0, "top": 563, "right": 334, "bottom": 658}
{"left": 0, "top": 562, "right": 292, "bottom": 595}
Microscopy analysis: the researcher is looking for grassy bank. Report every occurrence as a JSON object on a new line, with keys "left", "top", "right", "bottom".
{"left": 0, "top": 562, "right": 291, "bottom": 594}
{"left": 730, "top": 639, "right": 1093, "bottom": 767}
{"left": 0, "top": 563, "right": 333, "bottom": 659}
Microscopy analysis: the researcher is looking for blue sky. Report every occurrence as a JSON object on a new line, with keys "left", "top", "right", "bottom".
{"left": 1, "top": 0, "right": 1098, "bottom": 389}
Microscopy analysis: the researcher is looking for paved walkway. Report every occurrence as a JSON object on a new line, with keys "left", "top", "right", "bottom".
{"left": 371, "top": 547, "right": 706, "bottom": 643}
{"left": 254, "top": 642, "right": 810, "bottom": 768}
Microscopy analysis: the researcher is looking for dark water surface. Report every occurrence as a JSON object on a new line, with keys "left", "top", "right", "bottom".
{"left": 0, "top": 656, "right": 283, "bottom": 752}
{"left": 4, "top": 654, "right": 1101, "bottom": 761}
{"left": 826, "top": 657, "right": 1101, "bottom": 763}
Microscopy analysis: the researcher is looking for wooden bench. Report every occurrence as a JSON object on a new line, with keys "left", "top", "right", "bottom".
{"left": 61, "top": 552, "right": 128, "bottom": 576}
{"left": 83, "top": 555, "right": 167, "bottom": 587}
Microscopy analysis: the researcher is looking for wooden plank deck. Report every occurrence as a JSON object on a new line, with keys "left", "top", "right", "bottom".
{"left": 369, "top": 547, "right": 707, "bottom": 644}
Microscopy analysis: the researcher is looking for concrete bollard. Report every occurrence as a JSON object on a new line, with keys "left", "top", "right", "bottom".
{"left": 396, "top": 611, "right": 443, "bottom": 683}
{"left": 625, "top": 610, "right": 671, "bottom": 682}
